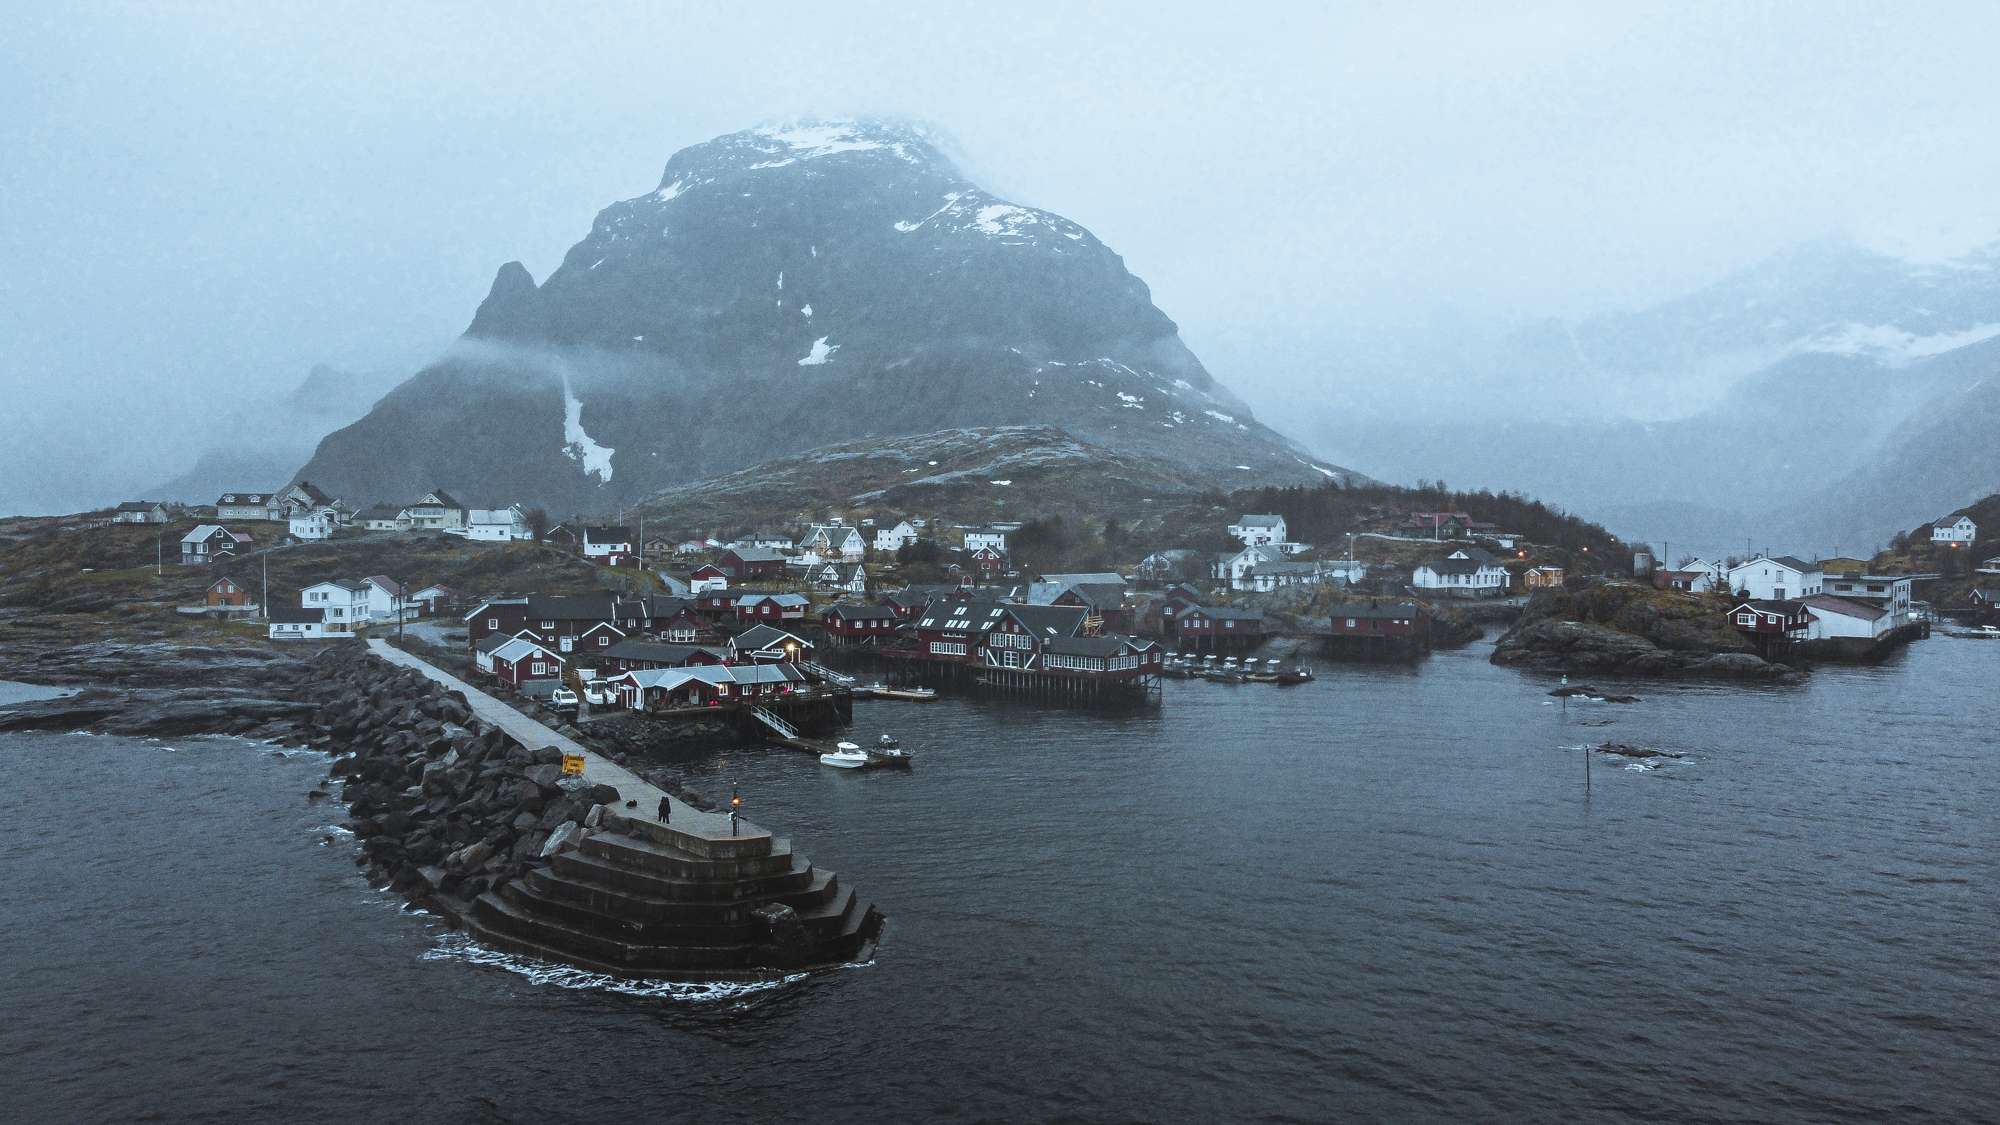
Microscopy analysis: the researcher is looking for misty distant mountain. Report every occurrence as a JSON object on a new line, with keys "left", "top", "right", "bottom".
{"left": 294, "top": 119, "right": 1355, "bottom": 513}
{"left": 1307, "top": 238, "right": 2000, "bottom": 553}
{"left": 146, "top": 364, "right": 392, "bottom": 504}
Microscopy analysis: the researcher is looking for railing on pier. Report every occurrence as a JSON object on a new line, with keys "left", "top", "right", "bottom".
{"left": 801, "top": 659, "right": 857, "bottom": 687}
{"left": 748, "top": 705, "right": 800, "bottom": 741}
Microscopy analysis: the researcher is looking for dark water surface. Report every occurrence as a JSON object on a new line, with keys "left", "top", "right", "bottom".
{"left": 2, "top": 638, "right": 1997, "bottom": 1123}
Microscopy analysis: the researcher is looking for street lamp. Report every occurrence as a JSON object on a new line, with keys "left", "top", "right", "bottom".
{"left": 729, "top": 788, "right": 742, "bottom": 836}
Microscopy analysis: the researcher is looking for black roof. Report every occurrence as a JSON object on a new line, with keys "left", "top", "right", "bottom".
{"left": 825, "top": 603, "right": 900, "bottom": 622}
{"left": 585, "top": 526, "right": 633, "bottom": 541}
{"left": 600, "top": 640, "right": 723, "bottom": 664}
{"left": 1330, "top": 602, "right": 1424, "bottom": 619}
{"left": 268, "top": 606, "right": 324, "bottom": 624}
{"left": 524, "top": 593, "right": 620, "bottom": 620}
{"left": 733, "top": 624, "right": 812, "bottom": 651}
{"left": 1185, "top": 605, "right": 1264, "bottom": 621}
{"left": 409, "top": 488, "right": 460, "bottom": 509}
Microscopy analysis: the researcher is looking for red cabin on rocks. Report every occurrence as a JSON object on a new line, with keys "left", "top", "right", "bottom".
{"left": 1728, "top": 599, "right": 1811, "bottom": 636}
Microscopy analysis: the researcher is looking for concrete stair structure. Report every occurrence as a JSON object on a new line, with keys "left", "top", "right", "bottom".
{"left": 462, "top": 809, "right": 882, "bottom": 980}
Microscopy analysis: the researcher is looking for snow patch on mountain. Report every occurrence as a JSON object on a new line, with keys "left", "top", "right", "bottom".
{"left": 798, "top": 337, "right": 839, "bottom": 366}
{"left": 560, "top": 370, "right": 615, "bottom": 482}
{"left": 1797, "top": 321, "right": 2000, "bottom": 363}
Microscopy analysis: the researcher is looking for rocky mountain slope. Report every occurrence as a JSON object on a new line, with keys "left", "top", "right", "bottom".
{"left": 628, "top": 424, "right": 1232, "bottom": 537}
{"left": 295, "top": 119, "right": 1355, "bottom": 514}
{"left": 1306, "top": 238, "right": 2000, "bottom": 552}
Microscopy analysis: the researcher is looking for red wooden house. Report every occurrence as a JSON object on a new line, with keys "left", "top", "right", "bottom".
{"left": 597, "top": 640, "right": 729, "bottom": 675}
{"left": 822, "top": 602, "right": 903, "bottom": 641}
{"left": 970, "top": 545, "right": 1007, "bottom": 579}
{"left": 464, "top": 597, "right": 531, "bottom": 648}
{"left": 1728, "top": 599, "right": 1811, "bottom": 636}
{"left": 714, "top": 547, "right": 789, "bottom": 581}
{"left": 734, "top": 593, "right": 810, "bottom": 622}
{"left": 1173, "top": 605, "right": 1266, "bottom": 650}
{"left": 487, "top": 636, "right": 564, "bottom": 688}
{"left": 205, "top": 575, "right": 252, "bottom": 608}
{"left": 1327, "top": 601, "right": 1428, "bottom": 639}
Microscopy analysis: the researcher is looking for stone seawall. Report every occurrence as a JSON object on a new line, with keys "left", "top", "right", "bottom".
{"left": 0, "top": 639, "right": 882, "bottom": 979}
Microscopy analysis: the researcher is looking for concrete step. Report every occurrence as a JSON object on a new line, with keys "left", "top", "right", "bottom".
{"left": 457, "top": 913, "right": 798, "bottom": 983}
{"left": 471, "top": 891, "right": 762, "bottom": 971}
{"left": 550, "top": 847, "right": 812, "bottom": 902}
{"left": 520, "top": 865, "right": 839, "bottom": 931}
{"left": 582, "top": 830, "right": 797, "bottom": 881}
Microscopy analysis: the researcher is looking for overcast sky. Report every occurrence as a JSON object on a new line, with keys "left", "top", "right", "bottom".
{"left": 5, "top": 2, "right": 1999, "bottom": 513}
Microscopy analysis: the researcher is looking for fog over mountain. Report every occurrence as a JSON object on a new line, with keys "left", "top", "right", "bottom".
{"left": 8, "top": 4, "right": 2000, "bottom": 539}
{"left": 296, "top": 120, "right": 1351, "bottom": 513}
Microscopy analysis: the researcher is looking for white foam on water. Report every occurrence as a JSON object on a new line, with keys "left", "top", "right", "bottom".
{"left": 423, "top": 933, "right": 814, "bottom": 1002}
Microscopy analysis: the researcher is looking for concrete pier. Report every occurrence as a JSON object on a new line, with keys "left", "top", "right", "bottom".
{"left": 367, "top": 640, "right": 882, "bottom": 978}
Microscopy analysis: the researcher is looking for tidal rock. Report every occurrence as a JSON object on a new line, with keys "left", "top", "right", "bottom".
{"left": 541, "top": 822, "right": 580, "bottom": 857}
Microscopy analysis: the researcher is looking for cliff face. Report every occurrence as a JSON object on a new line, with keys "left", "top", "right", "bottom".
{"left": 294, "top": 119, "right": 1355, "bottom": 513}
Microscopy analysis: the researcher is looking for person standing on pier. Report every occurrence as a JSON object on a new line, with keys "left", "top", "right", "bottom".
{"left": 657, "top": 795, "right": 671, "bottom": 824}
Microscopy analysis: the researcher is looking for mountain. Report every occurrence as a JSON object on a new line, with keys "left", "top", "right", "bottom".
{"left": 295, "top": 119, "right": 1357, "bottom": 514}
{"left": 1791, "top": 361, "right": 2000, "bottom": 549}
{"left": 630, "top": 424, "right": 1241, "bottom": 536}
{"left": 146, "top": 364, "right": 393, "bottom": 505}
{"left": 1303, "top": 238, "right": 2000, "bottom": 554}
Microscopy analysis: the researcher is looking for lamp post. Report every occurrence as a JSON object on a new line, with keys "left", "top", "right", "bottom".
{"left": 729, "top": 788, "right": 742, "bottom": 836}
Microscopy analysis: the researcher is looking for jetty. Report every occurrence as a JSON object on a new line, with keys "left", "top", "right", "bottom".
{"left": 369, "top": 640, "right": 882, "bottom": 979}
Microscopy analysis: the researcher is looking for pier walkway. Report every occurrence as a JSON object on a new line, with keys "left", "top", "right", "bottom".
{"left": 366, "top": 639, "right": 762, "bottom": 846}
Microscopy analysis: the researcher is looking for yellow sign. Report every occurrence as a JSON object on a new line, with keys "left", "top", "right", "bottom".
{"left": 560, "top": 753, "right": 586, "bottom": 777}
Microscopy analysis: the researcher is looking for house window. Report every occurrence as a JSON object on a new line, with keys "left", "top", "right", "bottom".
{"left": 487, "top": 618, "right": 498, "bottom": 629}
{"left": 1735, "top": 613, "right": 1754, "bottom": 625}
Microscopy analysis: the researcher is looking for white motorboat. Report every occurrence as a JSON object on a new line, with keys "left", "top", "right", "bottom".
{"left": 820, "top": 742, "right": 870, "bottom": 769}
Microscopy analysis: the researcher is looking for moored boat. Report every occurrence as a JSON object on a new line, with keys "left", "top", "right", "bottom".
{"left": 820, "top": 742, "right": 870, "bottom": 769}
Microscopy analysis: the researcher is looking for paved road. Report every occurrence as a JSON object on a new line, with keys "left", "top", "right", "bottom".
{"left": 366, "top": 639, "right": 757, "bottom": 843}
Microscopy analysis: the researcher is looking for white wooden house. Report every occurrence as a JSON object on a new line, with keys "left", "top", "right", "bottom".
{"left": 464, "top": 506, "right": 530, "bottom": 541}
{"left": 1228, "top": 514, "right": 1287, "bottom": 547}
{"left": 267, "top": 606, "right": 331, "bottom": 640}
{"left": 1412, "top": 548, "right": 1509, "bottom": 598}
{"left": 113, "top": 501, "right": 170, "bottom": 524}
{"left": 1800, "top": 595, "right": 1891, "bottom": 640}
{"left": 874, "top": 520, "right": 918, "bottom": 553}
{"left": 582, "top": 526, "right": 634, "bottom": 563}
{"left": 1225, "top": 543, "right": 1286, "bottom": 591}
{"left": 214, "top": 492, "right": 282, "bottom": 521}
{"left": 803, "top": 523, "right": 866, "bottom": 562}
{"left": 1725, "top": 556, "right": 1822, "bottom": 601}
{"left": 300, "top": 580, "right": 368, "bottom": 630}
{"left": 963, "top": 526, "right": 1009, "bottom": 553}
{"left": 1931, "top": 515, "right": 1978, "bottom": 545}
{"left": 401, "top": 490, "right": 465, "bottom": 531}
{"left": 289, "top": 508, "right": 337, "bottom": 541}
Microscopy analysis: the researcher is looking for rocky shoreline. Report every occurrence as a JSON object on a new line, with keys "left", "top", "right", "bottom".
{"left": 1491, "top": 584, "right": 1803, "bottom": 682}
{"left": 0, "top": 642, "right": 619, "bottom": 914}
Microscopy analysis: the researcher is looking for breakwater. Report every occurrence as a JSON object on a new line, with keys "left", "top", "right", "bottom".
{"left": 0, "top": 640, "right": 881, "bottom": 980}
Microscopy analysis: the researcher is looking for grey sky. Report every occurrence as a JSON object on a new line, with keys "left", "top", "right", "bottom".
{"left": 5, "top": 2, "right": 1998, "bottom": 513}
